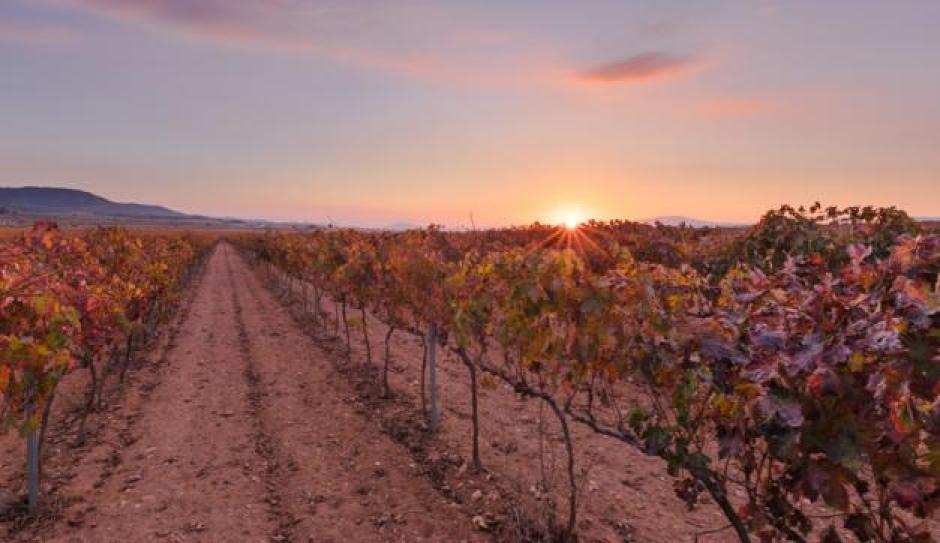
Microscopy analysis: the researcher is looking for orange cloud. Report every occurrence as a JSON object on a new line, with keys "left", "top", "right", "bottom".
{"left": 574, "top": 52, "right": 695, "bottom": 84}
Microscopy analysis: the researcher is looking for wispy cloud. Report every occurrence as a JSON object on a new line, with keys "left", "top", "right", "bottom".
{"left": 45, "top": 0, "right": 549, "bottom": 87}
{"left": 80, "top": 0, "right": 244, "bottom": 26}
{"left": 0, "top": 20, "right": 82, "bottom": 45}
{"left": 43, "top": 1, "right": 647, "bottom": 90}
{"left": 574, "top": 51, "right": 695, "bottom": 84}
{"left": 54, "top": 0, "right": 298, "bottom": 47}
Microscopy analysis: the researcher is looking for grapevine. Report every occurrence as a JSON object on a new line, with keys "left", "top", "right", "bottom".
{"left": 235, "top": 205, "right": 938, "bottom": 541}
{"left": 0, "top": 223, "right": 213, "bottom": 512}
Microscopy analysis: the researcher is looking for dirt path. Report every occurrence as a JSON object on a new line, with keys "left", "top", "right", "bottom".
{"left": 4, "top": 244, "right": 481, "bottom": 542}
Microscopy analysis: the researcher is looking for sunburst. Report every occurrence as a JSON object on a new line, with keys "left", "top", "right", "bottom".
{"left": 531, "top": 207, "right": 607, "bottom": 257}
{"left": 554, "top": 208, "right": 585, "bottom": 231}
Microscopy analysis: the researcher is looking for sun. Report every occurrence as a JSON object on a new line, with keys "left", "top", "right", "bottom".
{"left": 552, "top": 207, "right": 586, "bottom": 230}
{"left": 532, "top": 205, "right": 606, "bottom": 256}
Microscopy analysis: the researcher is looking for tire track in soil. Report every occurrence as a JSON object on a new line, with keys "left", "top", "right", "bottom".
{"left": 224, "top": 244, "right": 483, "bottom": 542}
{"left": 225, "top": 249, "right": 298, "bottom": 542}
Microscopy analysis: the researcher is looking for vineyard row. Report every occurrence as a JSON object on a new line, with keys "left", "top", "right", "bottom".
{"left": 0, "top": 223, "right": 214, "bottom": 512}
{"left": 235, "top": 206, "right": 939, "bottom": 542}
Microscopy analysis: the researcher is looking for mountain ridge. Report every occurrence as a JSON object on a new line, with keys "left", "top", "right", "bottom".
{"left": 0, "top": 186, "right": 187, "bottom": 218}
{"left": 640, "top": 215, "right": 749, "bottom": 228}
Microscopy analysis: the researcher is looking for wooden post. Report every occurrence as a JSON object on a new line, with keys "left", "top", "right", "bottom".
{"left": 25, "top": 397, "right": 39, "bottom": 514}
{"left": 427, "top": 323, "right": 439, "bottom": 432}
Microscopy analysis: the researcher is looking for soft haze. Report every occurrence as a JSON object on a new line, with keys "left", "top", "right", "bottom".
{"left": 1, "top": 1, "right": 938, "bottom": 227}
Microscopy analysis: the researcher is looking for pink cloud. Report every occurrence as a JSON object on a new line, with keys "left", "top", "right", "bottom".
{"left": 574, "top": 52, "right": 696, "bottom": 85}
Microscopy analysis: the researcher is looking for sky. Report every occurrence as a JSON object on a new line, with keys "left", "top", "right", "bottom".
{"left": 1, "top": 1, "right": 938, "bottom": 227}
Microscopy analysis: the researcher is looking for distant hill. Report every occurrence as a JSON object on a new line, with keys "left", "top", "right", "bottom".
{"left": 386, "top": 221, "right": 422, "bottom": 231}
{"left": 642, "top": 215, "right": 749, "bottom": 228}
{"left": 0, "top": 186, "right": 187, "bottom": 219}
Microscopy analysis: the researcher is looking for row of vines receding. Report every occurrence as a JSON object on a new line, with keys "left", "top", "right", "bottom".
{"left": 235, "top": 205, "right": 938, "bottom": 542}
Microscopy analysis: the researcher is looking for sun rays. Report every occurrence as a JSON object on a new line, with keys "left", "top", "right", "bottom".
{"left": 529, "top": 213, "right": 607, "bottom": 257}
